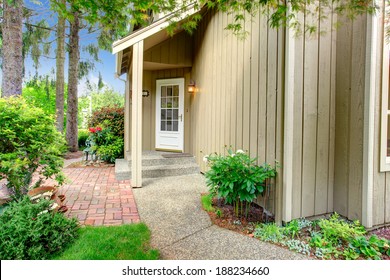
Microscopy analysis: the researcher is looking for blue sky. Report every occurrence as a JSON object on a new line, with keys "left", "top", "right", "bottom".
{"left": 0, "top": 0, "right": 126, "bottom": 95}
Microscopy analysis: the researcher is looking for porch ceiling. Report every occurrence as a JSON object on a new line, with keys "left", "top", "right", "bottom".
{"left": 113, "top": 2, "right": 200, "bottom": 76}
{"left": 143, "top": 61, "right": 192, "bottom": 71}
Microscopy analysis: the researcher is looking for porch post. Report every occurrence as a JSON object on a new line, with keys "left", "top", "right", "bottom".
{"left": 362, "top": 13, "right": 377, "bottom": 228}
{"left": 131, "top": 40, "right": 144, "bottom": 187}
{"left": 282, "top": 5, "right": 295, "bottom": 223}
{"left": 124, "top": 77, "right": 130, "bottom": 160}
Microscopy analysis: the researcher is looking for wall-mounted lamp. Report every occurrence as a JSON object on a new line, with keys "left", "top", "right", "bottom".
{"left": 187, "top": 80, "right": 196, "bottom": 93}
{"left": 142, "top": 90, "right": 150, "bottom": 97}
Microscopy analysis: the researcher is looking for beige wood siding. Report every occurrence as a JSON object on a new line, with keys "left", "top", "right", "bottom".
{"left": 190, "top": 8, "right": 337, "bottom": 220}
{"left": 335, "top": 7, "right": 390, "bottom": 227}
{"left": 190, "top": 10, "right": 285, "bottom": 215}
{"left": 122, "top": 6, "right": 390, "bottom": 226}
{"left": 144, "top": 31, "right": 193, "bottom": 67}
{"left": 334, "top": 15, "right": 367, "bottom": 222}
{"left": 287, "top": 10, "right": 337, "bottom": 219}
{"left": 372, "top": 1, "right": 390, "bottom": 227}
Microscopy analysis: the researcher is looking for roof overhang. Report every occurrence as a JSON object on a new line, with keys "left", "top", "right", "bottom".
{"left": 112, "top": 2, "right": 200, "bottom": 76}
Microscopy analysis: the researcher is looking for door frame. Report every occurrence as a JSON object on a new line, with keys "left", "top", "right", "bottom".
{"left": 155, "top": 78, "right": 185, "bottom": 152}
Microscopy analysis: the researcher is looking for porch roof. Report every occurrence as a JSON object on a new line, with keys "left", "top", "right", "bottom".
{"left": 112, "top": 2, "right": 200, "bottom": 76}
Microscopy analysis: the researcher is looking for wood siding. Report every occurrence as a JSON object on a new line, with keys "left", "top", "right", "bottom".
{"left": 335, "top": 5, "right": 390, "bottom": 227}
{"left": 190, "top": 8, "right": 336, "bottom": 220}
{"left": 144, "top": 31, "right": 193, "bottom": 67}
{"left": 122, "top": 5, "right": 390, "bottom": 226}
{"left": 190, "top": 10, "right": 284, "bottom": 215}
{"left": 334, "top": 15, "right": 366, "bottom": 222}
{"left": 288, "top": 9, "right": 336, "bottom": 219}
{"left": 372, "top": 2, "right": 390, "bottom": 227}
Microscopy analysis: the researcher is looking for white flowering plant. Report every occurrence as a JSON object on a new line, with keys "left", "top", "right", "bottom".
{"left": 204, "top": 148, "right": 279, "bottom": 217}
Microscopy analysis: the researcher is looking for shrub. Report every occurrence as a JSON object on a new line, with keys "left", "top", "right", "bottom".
{"left": 78, "top": 129, "right": 89, "bottom": 149}
{"left": 204, "top": 148, "right": 278, "bottom": 217}
{"left": 88, "top": 106, "right": 124, "bottom": 138}
{"left": 97, "top": 137, "right": 124, "bottom": 163}
{"left": 86, "top": 106, "right": 125, "bottom": 163}
{"left": 0, "top": 197, "right": 79, "bottom": 260}
{"left": 0, "top": 97, "right": 67, "bottom": 198}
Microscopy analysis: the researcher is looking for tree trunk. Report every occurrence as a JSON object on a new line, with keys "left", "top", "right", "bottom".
{"left": 55, "top": 0, "right": 66, "bottom": 132}
{"left": 65, "top": 10, "right": 80, "bottom": 152}
{"left": 1, "top": 0, "right": 23, "bottom": 97}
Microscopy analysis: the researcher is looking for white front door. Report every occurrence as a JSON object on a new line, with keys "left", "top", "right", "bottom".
{"left": 155, "top": 78, "right": 184, "bottom": 151}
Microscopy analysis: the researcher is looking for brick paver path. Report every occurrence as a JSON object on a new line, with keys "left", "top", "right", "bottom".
{"left": 59, "top": 167, "right": 140, "bottom": 226}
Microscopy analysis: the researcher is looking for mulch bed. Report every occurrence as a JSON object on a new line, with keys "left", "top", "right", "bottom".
{"left": 204, "top": 196, "right": 390, "bottom": 260}
{"left": 206, "top": 197, "right": 273, "bottom": 237}
{"left": 370, "top": 227, "right": 390, "bottom": 241}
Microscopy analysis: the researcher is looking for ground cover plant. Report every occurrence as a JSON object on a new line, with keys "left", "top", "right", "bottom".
{"left": 0, "top": 197, "right": 79, "bottom": 260}
{"left": 201, "top": 195, "right": 390, "bottom": 260}
{"left": 253, "top": 213, "right": 390, "bottom": 260}
{"left": 55, "top": 223, "right": 159, "bottom": 260}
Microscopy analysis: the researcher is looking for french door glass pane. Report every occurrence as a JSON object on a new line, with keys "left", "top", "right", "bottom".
{"left": 161, "top": 109, "right": 166, "bottom": 120}
{"left": 167, "top": 86, "right": 173, "bottom": 97}
{"left": 173, "top": 109, "right": 178, "bottom": 120}
{"left": 162, "top": 86, "right": 167, "bottom": 97}
{"left": 167, "top": 109, "right": 172, "bottom": 120}
{"left": 173, "top": 121, "right": 178, "bottom": 131}
{"left": 172, "top": 97, "right": 179, "bottom": 108}
{"left": 161, "top": 98, "right": 166, "bottom": 108}
{"left": 160, "top": 84, "right": 180, "bottom": 132}
{"left": 166, "top": 97, "right": 172, "bottom": 108}
{"left": 167, "top": 120, "right": 172, "bottom": 131}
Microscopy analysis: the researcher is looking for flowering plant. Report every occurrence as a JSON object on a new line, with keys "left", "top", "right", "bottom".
{"left": 84, "top": 127, "right": 103, "bottom": 157}
{"left": 88, "top": 126, "right": 102, "bottom": 133}
{"left": 204, "top": 148, "right": 279, "bottom": 217}
{"left": 84, "top": 125, "right": 123, "bottom": 163}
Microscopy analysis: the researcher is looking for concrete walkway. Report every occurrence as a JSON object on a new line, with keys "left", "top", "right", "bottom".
{"left": 133, "top": 174, "right": 310, "bottom": 260}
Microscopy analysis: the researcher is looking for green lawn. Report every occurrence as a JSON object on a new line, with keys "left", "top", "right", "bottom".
{"left": 54, "top": 223, "right": 159, "bottom": 260}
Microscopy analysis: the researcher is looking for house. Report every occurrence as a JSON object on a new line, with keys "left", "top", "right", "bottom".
{"left": 112, "top": 1, "right": 390, "bottom": 229}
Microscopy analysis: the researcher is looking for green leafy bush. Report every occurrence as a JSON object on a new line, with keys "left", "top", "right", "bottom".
{"left": 204, "top": 148, "right": 278, "bottom": 217}
{"left": 84, "top": 126, "right": 124, "bottom": 163}
{"left": 97, "top": 137, "right": 124, "bottom": 163}
{"left": 0, "top": 97, "right": 67, "bottom": 198}
{"left": 0, "top": 197, "right": 79, "bottom": 260}
{"left": 85, "top": 106, "right": 125, "bottom": 163}
{"left": 88, "top": 106, "right": 124, "bottom": 138}
{"left": 78, "top": 129, "right": 89, "bottom": 149}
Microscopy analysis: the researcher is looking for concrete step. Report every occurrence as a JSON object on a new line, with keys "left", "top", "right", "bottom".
{"left": 127, "top": 156, "right": 196, "bottom": 166}
{"left": 115, "top": 157, "right": 200, "bottom": 181}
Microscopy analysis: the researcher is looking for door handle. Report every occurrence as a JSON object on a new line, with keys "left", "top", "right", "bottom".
{"left": 179, "top": 114, "right": 183, "bottom": 122}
